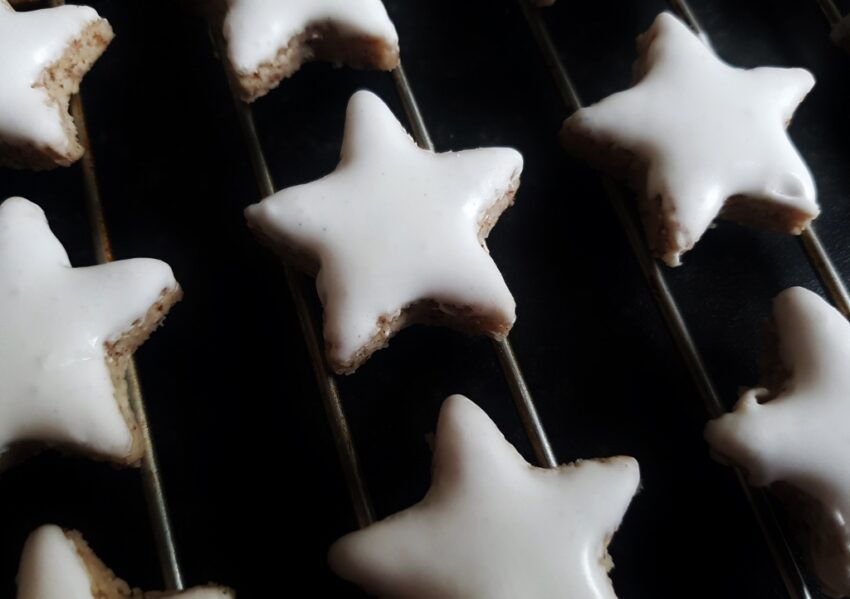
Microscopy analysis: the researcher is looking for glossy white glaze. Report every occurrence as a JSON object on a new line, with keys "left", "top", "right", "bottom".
{"left": 564, "top": 12, "right": 818, "bottom": 266}
{"left": 0, "top": 197, "right": 177, "bottom": 460}
{"left": 706, "top": 287, "right": 850, "bottom": 596}
{"left": 329, "top": 394, "right": 640, "bottom": 598}
{"left": 245, "top": 91, "right": 521, "bottom": 371}
{"left": 16, "top": 526, "right": 91, "bottom": 599}
{"left": 0, "top": 0, "right": 101, "bottom": 150}
{"left": 223, "top": 0, "right": 398, "bottom": 74}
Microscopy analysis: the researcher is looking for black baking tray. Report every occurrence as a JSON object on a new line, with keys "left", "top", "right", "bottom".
{"left": 1, "top": 0, "right": 849, "bottom": 597}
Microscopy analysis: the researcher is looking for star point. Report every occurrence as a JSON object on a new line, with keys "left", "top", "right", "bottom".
{"left": 0, "top": 197, "right": 180, "bottom": 465}
{"left": 561, "top": 11, "right": 818, "bottom": 266}
{"left": 246, "top": 91, "right": 522, "bottom": 374}
{"left": 329, "top": 394, "right": 640, "bottom": 599}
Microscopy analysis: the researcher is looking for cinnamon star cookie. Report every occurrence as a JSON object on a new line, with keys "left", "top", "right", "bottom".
{"left": 0, "top": 0, "right": 113, "bottom": 169}
{"left": 0, "top": 197, "right": 181, "bottom": 467}
{"left": 561, "top": 12, "right": 818, "bottom": 266}
{"left": 218, "top": 0, "right": 399, "bottom": 102}
{"left": 245, "top": 91, "right": 522, "bottom": 374}
{"left": 329, "top": 394, "right": 640, "bottom": 598}
{"left": 706, "top": 287, "right": 850, "bottom": 597}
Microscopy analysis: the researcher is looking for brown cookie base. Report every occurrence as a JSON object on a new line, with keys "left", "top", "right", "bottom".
{"left": 106, "top": 285, "right": 183, "bottom": 466}
{"left": 67, "top": 528, "right": 234, "bottom": 598}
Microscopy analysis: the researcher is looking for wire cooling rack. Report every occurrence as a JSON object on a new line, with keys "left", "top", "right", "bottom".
{"left": 2, "top": 0, "right": 849, "bottom": 597}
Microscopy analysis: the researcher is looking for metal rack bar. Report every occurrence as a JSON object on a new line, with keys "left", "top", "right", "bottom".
{"left": 212, "top": 33, "right": 376, "bottom": 528}
{"left": 667, "top": 0, "right": 850, "bottom": 319}
{"left": 390, "top": 62, "right": 558, "bottom": 469}
{"left": 815, "top": 0, "right": 844, "bottom": 25}
{"left": 67, "top": 54, "right": 185, "bottom": 592}
{"left": 517, "top": 2, "right": 813, "bottom": 597}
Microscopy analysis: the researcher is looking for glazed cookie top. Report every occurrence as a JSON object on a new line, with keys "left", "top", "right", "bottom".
{"left": 245, "top": 91, "right": 521, "bottom": 371}
{"left": 0, "top": 0, "right": 102, "bottom": 150}
{"left": 17, "top": 526, "right": 93, "bottom": 599}
{"left": 329, "top": 395, "right": 640, "bottom": 599}
{"left": 17, "top": 525, "right": 234, "bottom": 599}
{"left": 566, "top": 12, "right": 818, "bottom": 266}
{"left": 223, "top": 0, "right": 399, "bottom": 74}
{"left": 705, "top": 287, "right": 850, "bottom": 595}
{"left": 0, "top": 197, "right": 177, "bottom": 460}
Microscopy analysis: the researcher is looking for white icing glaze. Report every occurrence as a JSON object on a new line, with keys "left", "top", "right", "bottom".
{"left": 329, "top": 394, "right": 640, "bottom": 599}
{"left": 16, "top": 526, "right": 92, "bottom": 599}
{"left": 0, "top": 197, "right": 177, "bottom": 460}
{"left": 223, "top": 0, "right": 399, "bottom": 74}
{"left": 16, "top": 525, "right": 235, "bottom": 599}
{"left": 245, "top": 91, "right": 521, "bottom": 371}
{"left": 0, "top": 0, "right": 101, "bottom": 150}
{"left": 565, "top": 12, "right": 818, "bottom": 266}
{"left": 705, "top": 287, "right": 850, "bottom": 596}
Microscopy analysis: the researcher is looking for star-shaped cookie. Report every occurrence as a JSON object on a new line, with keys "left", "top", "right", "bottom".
{"left": 705, "top": 287, "right": 850, "bottom": 597}
{"left": 245, "top": 90, "right": 522, "bottom": 374}
{"left": 329, "top": 394, "right": 640, "bottom": 598}
{"left": 17, "top": 525, "right": 233, "bottom": 599}
{"left": 0, "top": 0, "right": 113, "bottom": 170}
{"left": 561, "top": 12, "right": 819, "bottom": 266}
{"left": 218, "top": 0, "right": 400, "bottom": 102}
{"left": 0, "top": 197, "right": 181, "bottom": 467}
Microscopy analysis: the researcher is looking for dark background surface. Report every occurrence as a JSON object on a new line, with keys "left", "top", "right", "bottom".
{"left": 0, "top": 0, "right": 848, "bottom": 597}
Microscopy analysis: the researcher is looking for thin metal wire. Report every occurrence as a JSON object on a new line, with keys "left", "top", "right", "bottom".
{"left": 520, "top": 2, "right": 813, "bottom": 598}
{"left": 390, "top": 59, "right": 558, "bottom": 469}
{"left": 70, "top": 86, "right": 184, "bottom": 591}
{"left": 212, "top": 33, "right": 375, "bottom": 528}
{"left": 815, "top": 0, "right": 844, "bottom": 25}
{"left": 668, "top": 0, "right": 850, "bottom": 318}
{"left": 666, "top": 0, "right": 713, "bottom": 47}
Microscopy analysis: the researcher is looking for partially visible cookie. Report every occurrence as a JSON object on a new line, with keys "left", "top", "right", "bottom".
{"left": 705, "top": 287, "right": 850, "bottom": 597}
{"left": 560, "top": 12, "right": 818, "bottom": 266}
{"left": 0, "top": 197, "right": 181, "bottom": 467}
{"left": 216, "top": 0, "right": 400, "bottom": 102}
{"left": 245, "top": 90, "right": 522, "bottom": 374}
{"left": 0, "top": 0, "right": 113, "bottom": 170}
{"left": 16, "top": 525, "right": 234, "bottom": 599}
{"left": 329, "top": 394, "right": 640, "bottom": 598}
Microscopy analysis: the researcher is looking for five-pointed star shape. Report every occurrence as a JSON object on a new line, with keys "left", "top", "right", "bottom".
{"left": 245, "top": 90, "right": 522, "bottom": 374}
{"left": 705, "top": 287, "right": 850, "bottom": 596}
{"left": 17, "top": 525, "right": 233, "bottom": 599}
{"left": 329, "top": 395, "right": 640, "bottom": 599}
{"left": 0, "top": 0, "right": 110, "bottom": 166}
{"left": 0, "top": 197, "right": 178, "bottom": 464}
{"left": 561, "top": 12, "right": 819, "bottom": 266}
